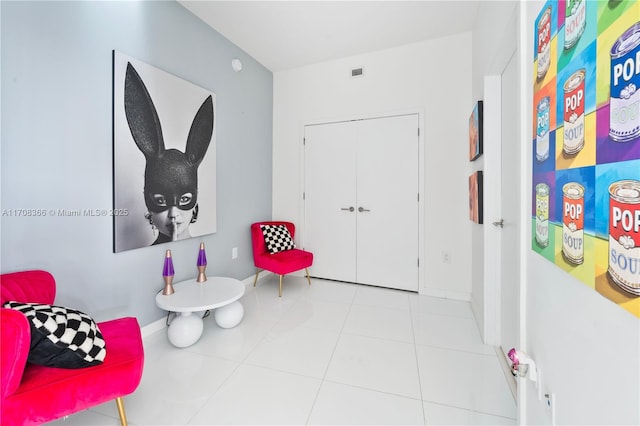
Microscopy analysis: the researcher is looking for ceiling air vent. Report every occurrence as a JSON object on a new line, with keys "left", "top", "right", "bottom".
{"left": 351, "top": 67, "right": 364, "bottom": 78}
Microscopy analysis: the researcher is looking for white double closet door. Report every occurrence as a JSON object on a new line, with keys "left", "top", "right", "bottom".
{"left": 304, "top": 114, "right": 419, "bottom": 292}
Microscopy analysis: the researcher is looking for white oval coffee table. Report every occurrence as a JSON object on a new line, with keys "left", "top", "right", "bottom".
{"left": 155, "top": 277, "right": 245, "bottom": 348}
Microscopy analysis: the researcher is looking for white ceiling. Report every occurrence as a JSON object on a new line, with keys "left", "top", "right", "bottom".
{"left": 178, "top": 1, "right": 481, "bottom": 72}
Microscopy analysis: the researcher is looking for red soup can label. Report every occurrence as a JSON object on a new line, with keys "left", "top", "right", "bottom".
{"left": 563, "top": 69, "right": 586, "bottom": 155}
{"left": 537, "top": 7, "right": 552, "bottom": 81}
{"left": 563, "top": 182, "right": 585, "bottom": 265}
{"left": 608, "top": 180, "right": 640, "bottom": 295}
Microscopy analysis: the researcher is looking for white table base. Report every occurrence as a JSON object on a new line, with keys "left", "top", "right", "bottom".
{"left": 214, "top": 301, "right": 244, "bottom": 329}
{"left": 166, "top": 302, "right": 245, "bottom": 347}
{"left": 167, "top": 312, "right": 204, "bottom": 348}
{"left": 156, "top": 277, "right": 246, "bottom": 348}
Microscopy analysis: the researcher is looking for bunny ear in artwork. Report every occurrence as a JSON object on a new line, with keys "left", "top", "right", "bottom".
{"left": 185, "top": 95, "right": 214, "bottom": 167}
{"left": 124, "top": 62, "right": 166, "bottom": 160}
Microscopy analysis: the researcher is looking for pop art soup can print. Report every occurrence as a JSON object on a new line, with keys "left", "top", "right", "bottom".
{"left": 563, "top": 69, "right": 586, "bottom": 155}
{"left": 608, "top": 180, "right": 640, "bottom": 296}
{"left": 537, "top": 96, "right": 551, "bottom": 161}
{"left": 564, "top": 0, "right": 586, "bottom": 50}
{"left": 536, "top": 183, "right": 550, "bottom": 247}
{"left": 562, "top": 182, "right": 585, "bottom": 265}
{"left": 537, "top": 6, "right": 552, "bottom": 81}
{"left": 609, "top": 21, "right": 640, "bottom": 143}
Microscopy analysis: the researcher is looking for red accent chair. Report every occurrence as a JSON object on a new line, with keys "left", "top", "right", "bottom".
{"left": 1, "top": 270, "right": 144, "bottom": 426}
{"left": 251, "top": 221, "right": 314, "bottom": 297}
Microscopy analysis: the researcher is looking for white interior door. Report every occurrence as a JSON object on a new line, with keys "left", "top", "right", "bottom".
{"left": 304, "top": 121, "right": 357, "bottom": 283}
{"left": 499, "top": 52, "right": 520, "bottom": 363}
{"left": 356, "top": 115, "right": 419, "bottom": 291}
{"left": 304, "top": 115, "right": 419, "bottom": 291}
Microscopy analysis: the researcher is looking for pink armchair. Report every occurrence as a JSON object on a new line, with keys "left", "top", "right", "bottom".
{"left": 251, "top": 221, "right": 313, "bottom": 297}
{"left": 1, "top": 270, "right": 144, "bottom": 426}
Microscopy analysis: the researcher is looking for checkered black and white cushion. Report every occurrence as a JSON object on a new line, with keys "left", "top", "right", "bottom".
{"left": 261, "top": 224, "right": 295, "bottom": 254}
{"left": 3, "top": 301, "right": 107, "bottom": 368}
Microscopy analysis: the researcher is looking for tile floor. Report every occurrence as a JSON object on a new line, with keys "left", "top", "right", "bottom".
{"left": 49, "top": 275, "right": 517, "bottom": 425}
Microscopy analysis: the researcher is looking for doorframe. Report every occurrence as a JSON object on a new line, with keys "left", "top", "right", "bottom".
{"left": 482, "top": 0, "right": 525, "bottom": 342}
{"left": 298, "top": 109, "right": 425, "bottom": 292}
{"left": 482, "top": 2, "right": 528, "bottom": 422}
{"left": 484, "top": 61, "right": 526, "bottom": 416}
{"left": 517, "top": 3, "right": 530, "bottom": 422}
{"left": 483, "top": 75, "right": 502, "bottom": 348}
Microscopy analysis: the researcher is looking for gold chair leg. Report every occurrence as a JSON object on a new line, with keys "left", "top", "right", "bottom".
{"left": 115, "top": 397, "right": 127, "bottom": 426}
{"left": 305, "top": 268, "right": 311, "bottom": 286}
{"left": 279, "top": 275, "right": 283, "bottom": 297}
{"left": 253, "top": 270, "right": 260, "bottom": 287}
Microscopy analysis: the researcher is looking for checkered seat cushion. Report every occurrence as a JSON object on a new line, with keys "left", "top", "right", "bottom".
{"left": 3, "top": 301, "right": 107, "bottom": 369}
{"left": 260, "top": 224, "right": 296, "bottom": 254}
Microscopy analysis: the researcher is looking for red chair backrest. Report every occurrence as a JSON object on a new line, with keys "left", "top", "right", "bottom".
{"left": 0, "top": 270, "right": 56, "bottom": 305}
{"left": 251, "top": 221, "right": 296, "bottom": 260}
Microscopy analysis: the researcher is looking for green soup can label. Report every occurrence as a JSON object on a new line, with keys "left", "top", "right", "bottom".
{"left": 564, "top": 0, "right": 586, "bottom": 50}
{"left": 536, "top": 183, "right": 550, "bottom": 247}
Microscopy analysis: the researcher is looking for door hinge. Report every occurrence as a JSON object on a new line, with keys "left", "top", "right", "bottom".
{"left": 418, "top": 128, "right": 420, "bottom": 137}
{"left": 417, "top": 258, "right": 420, "bottom": 267}
{"left": 417, "top": 193, "right": 420, "bottom": 202}
{"left": 303, "top": 138, "right": 306, "bottom": 145}
{"left": 303, "top": 192, "right": 306, "bottom": 200}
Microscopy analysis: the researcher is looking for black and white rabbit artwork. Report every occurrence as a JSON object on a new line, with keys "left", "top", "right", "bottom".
{"left": 124, "top": 62, "right": 214, "bottom": 245}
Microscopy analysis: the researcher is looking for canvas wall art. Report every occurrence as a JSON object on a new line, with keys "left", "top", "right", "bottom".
{"left": 469, "top": 101, "right": 483, "bottom": 161}
{"left": 112, "top": 51, "right": 217, "bottom": 252}
{"left": 469, "top": 170, "right": 483, "bottom": 224}
{"left": 532, "top": 1, "right": 639, "bottom": 318}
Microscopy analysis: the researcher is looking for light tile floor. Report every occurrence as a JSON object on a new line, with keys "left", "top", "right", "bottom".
{"left": 48, "top": 276, "right": 517, "bottom": 425}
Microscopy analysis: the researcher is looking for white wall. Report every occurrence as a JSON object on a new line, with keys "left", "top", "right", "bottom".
{"left": 522, "top": 2, "right": 640, "bottom": 425}
{"left": 273, "top": 33, "right": 473, "bottom": 298}
{"left": 1, "top": 1, "right": 273, "bottom": 327}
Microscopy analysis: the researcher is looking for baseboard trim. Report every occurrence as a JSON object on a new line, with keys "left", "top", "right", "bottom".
{"left": 496, "top": 346, "right": 517, "bottom": 400}
{"left": 419, "top": 287, "right": 471, "bottom": 301}
{"left": 141, "top": 317, "right": 166, "bottom": 339}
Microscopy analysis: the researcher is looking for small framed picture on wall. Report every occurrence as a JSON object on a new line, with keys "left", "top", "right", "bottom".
{"left": 469, "top": 101, "right": 483, "bottom": 161}
{"left": 469, "top": 170, "right": 483, "bottom": 224}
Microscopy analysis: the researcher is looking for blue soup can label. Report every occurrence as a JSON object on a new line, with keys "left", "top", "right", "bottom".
{"left": 536, "top": 96, "right": 550, "bottom": 161}
{"left": 609, "top": 21, "right": 640, "bottom": 142}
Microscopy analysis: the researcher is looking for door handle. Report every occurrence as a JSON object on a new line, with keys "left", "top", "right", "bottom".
{"left": 492, "top": 219, "right": 504, "bottom": 228}
{"left": 358, "top": 207, "right": 370, "bottom": 212}
{"left": 341, "top": 207, "right": 355, "bottom": 212}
